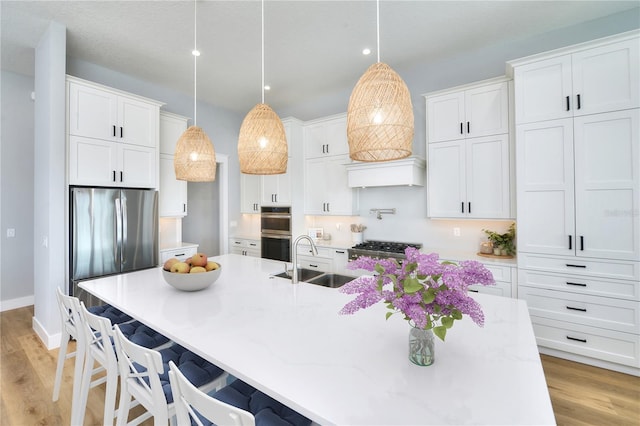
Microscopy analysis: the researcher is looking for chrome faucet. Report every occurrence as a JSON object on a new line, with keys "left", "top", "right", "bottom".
{"left": 292, "top": 235, "right": 318, "bottom": 284}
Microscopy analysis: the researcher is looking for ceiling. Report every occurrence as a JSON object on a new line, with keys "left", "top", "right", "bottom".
{"left": 2, "top": 1, "right": 638, "bottom": 115}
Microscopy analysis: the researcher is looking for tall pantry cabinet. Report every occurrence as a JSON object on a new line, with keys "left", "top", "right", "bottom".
{"left": 509, "top": 31, "right": 640, "bottom": 375}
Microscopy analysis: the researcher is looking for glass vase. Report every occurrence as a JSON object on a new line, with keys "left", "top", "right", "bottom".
{"left": 409, "top": 326, "right": 435, "bottom": 366}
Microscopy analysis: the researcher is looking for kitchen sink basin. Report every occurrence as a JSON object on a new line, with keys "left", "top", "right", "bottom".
{"left": 273, "top": 268, "right": 324, "bottom": 282}
{"left": 306, "top": 273, "right": 356, "bottom": 289}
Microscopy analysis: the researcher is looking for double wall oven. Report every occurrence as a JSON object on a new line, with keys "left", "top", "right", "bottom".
{"left": 261, "top": 207, "right": 291, "bottom": 262}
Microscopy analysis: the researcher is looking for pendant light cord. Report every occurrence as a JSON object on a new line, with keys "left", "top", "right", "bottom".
{"left": 193, "top": 0, "right": 198, "bottom": 126}
{"left": 376, "top": 0, "right": 380, "bottom": 63}
{"left": 261, "top": 0, "right": 265, "bottom": 104}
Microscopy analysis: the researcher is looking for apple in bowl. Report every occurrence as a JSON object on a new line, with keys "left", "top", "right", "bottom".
{"left": 162, "top": 255, "right": 221, "bottom": 291}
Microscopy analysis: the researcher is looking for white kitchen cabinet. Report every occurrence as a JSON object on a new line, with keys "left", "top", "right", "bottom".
{"left": 304, "top": 114, "right": 349, "bottom": 158}
{"left": 303, "top": 114, "right": 357, "bottom": 215}
{"left": 517, "top": 110, "right": 639, "bottom": 261}
{"left": 305, "top": 155, "right": 357, "bottom": 215}
{"left": 241, "top": 174, "right": 262, "bottom": 213}
{"left": 160, "top": 245, "right": 198, "bottom": 263}
{"left": 159, "top": 112, "right": 189, "bottom": 217}
{"left": 261, "top": 157, "right": 292, "bottom": 206}
{"left": 229, "top": 238, "right": 260, "bottom": 257}
{"left": 512, "top": 31, "right": 640, "bottom": 375}
{"left": 428, "top": 134, "right": 510, "bottom": 218}
{"left": 331, "top": 248, "right": 351, "bottom": 276}
{"left": 68, "top": 77, "right": 160, "bottom": 148}
{"left": 512, "top": 37, "right": 639, "bottom": 124}
{"left": 69, "top": 135, "right": 156, "bottom": 188}
{"left": 427, "top": 80, "right": 509, "bottom": 143}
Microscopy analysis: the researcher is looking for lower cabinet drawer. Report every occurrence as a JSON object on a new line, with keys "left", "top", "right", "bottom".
{"left": 518, "top": 269, "right": 640, "bottom": 300}
{"left": 161, "top": 247, "right": 197, "bottom": 263}
{"left": 518, "top": 253, "right": 639, "bottom": 281}
{"left": 531, "top": 316, "right": 640, "bottom": 368}
{"left": 469, "top": 281, "right": 511, "bottom": 297}
{"left": 297, "top": 256, "right": 332, "bottom": 272}
{"left": 482, "top": 264, "right": 512, "bottom": 282}
{"left": 520, "top": 286, "right": 640, "bottom": 334}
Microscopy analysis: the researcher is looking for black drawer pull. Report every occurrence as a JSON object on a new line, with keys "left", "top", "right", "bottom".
{"left": 580, "top": 236, "right": 584, "bottom": 251}
{"left": 568, "top": 235, "right": 572, "bottom": 250}
{"left": 566, "top": 282, "right": 587, "bottom": 287}
{"left": 309, "top": 264, "right": 319, "bottom": 268}
{"left": 113, "top": 125, "right": 116, "bottom": 137}
{"left": 467, "top": 121, "right": 470, "bottom": 134}
{"left": 566, "top": 96, "right": 570, "bottom": 111}
{"left": 335, "top": 250, "right": 345, "bottom": 254}
{"left": 174, "top": 253, "right": 185, "bottom": 257}
{"left": 566, "top": 306, "right": 587, "bottom": 312}
{"left": 112, "top": 170, "right": 116, "bottom": 182}
{"left": 566, "top": 336, "right": 587, "bottom": 343}
{"left": 120, "top": 126, "right": 123, "bottom": 138}
{"left": 461, "top": 202, "right": 464, "bottom": 213}
{"left": 577, "top": 94, "right": 581, "bottom": 110}
{"left": 460, "top": 122, "right": 463, "bottom": 134}
{"left": 468, "top": 202, "right": 471, "bottom": 214}
{"left": 120, "top": 171, "right": 123, "bottom": 182}
{"left": 468, "top": 289, "right": 479, "bottom": 293}
{"left": 566, "top": 264, "right": 586, "bottom": 268}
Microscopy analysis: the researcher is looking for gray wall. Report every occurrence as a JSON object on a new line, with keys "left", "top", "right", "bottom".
{"left": 1, "top": 71, "right": 35, "bottom": 307}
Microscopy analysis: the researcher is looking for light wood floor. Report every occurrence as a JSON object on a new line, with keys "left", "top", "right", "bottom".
{"left": 2, "top": 306, "right": 639, "bottom": 425}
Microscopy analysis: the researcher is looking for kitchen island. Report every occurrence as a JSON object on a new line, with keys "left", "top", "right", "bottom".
{"left": 80, "top": 253, "right": 555, "bottom": 425}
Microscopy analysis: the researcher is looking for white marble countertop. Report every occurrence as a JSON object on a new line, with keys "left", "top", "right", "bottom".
{"left": 81, "top": 254, "right": 553, "bottom": 425}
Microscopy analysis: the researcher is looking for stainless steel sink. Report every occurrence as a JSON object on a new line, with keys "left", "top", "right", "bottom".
{"left": 273, "top": 268, "right": 324, "bottom": 282}
{"left": 306, "top": 273, "right": 356, "bottom": 289}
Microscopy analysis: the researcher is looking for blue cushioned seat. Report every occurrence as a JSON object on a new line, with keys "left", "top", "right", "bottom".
{"left": 135, "top": 344, "right": 225, "bottom": 404}
{"left": 203, "top": 380, "right": 312, "bottom": 426}
{"left": 118, "top": 321, "right": 170, "bottom": 348}
{"left": 87, "top": 304, "right": 133, "bottom": 324}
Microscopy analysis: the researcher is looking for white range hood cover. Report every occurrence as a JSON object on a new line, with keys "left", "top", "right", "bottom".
{"left": 346, "top": 156, "right": 426, "bottom": 188}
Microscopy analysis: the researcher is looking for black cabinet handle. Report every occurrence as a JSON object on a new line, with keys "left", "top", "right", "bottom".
{"left": 468, "top": 202, "right": 471, "bottom": 214}
{"left": 183, "top": 204, "right": 186, "bottom": 213}
{"left": 335, "top": 250, "right": 345, "bottom": 254}
{"left": 113, "top": 125, "right": 116, "bottom": 137}
{"left": 467, "top": 121, "right": 470, "bottom": 134}
{"left": 577, "top": 94, "right": 581, "bottom": 110}
{"left": 566, "top": 336, "right": 587, "bottom": 343}
{"left": 326, "top": 202, "right": 330, "bottom": 212}
{"left": 468, "top": 289, "right": 479, "bottom": 293}
{"left": 120, "top": 171, "right": 123, "bottom": 182}
{"left": 326, "top": 144, "right": 329, "bottom": 154}
{"left": 309, "top": 264, "right": 319, "bottom": 268}
{"left": 566, "top": 306, "right": 587, "bottom": 312}
{"left": 580, "top": 236, "right": 584, "bottom": 251}
{"left": 120, "top": 127, "right": 123, "bottom": 138}
{"left": 174, "top": 253, "right": 185, "bottom": 257}
{"left": 566, "top": 96, "right": 570, "bottom": 111}
{"left": 461, "top": 202, "right": 465, "bottom": 213}
{"left": 112, "top": 170, "right": 116, "bottom": 182}
{"left": 566, "top": 264, "right": 586, "bottom": 268}
{"left": 566, "top": 281, "right": 587, "bottom": 287}
{"left": 568, "top": 235, "right": 572, "bottom": 250}
{"left": 460, "top": 122, "right": 463, "bottom": 134}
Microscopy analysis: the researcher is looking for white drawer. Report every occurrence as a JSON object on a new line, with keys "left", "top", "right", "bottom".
{"left": 531, "top": 316, "right": 640, "bottom": 368}
{"left": 469, "top": 281, "right": 510, "bottom": 297}
{"left": 482, "top": 264, "right": 512, "bottom": 283}
{"left": 297, "top": 245, "right": 332, "bottom": 258}
{"left": 520, "top": 286, "right": 640, "bottom": 334}
{"left": 518, "top": 253, "right": 639, "bottom": 281}
{"left": 297, "top": 256, "right": 332, "bottom": 272}
{"left": 518, "top": 269, "right": 640, "bottom": 301}
{"left": 160, "top": 246, "right": 197, "bottom": 263}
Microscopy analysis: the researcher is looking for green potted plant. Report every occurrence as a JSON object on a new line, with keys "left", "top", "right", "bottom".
{"left": 482, "top": 223, "right": 516, "bottom": 256}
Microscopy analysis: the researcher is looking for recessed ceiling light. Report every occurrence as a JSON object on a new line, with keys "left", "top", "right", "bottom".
{"left": 362, "top": 48, "right": 371, "bottom": 55}
{"left": 192, "top": 49, "right": 200, "bottom": 56}
{"left": 264, "top": 85, "right": 271, "bottom": 91}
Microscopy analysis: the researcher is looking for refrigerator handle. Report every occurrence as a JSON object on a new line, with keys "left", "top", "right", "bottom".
{"left": 121, "top": 197, "right": 128, "bottom": 264}
{"left": 115, "top": 197, "right": 122, "bottom": 263}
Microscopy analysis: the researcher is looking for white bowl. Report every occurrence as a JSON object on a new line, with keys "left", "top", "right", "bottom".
{"left": 162, "top": 264, "right": 222, "bottom": 292}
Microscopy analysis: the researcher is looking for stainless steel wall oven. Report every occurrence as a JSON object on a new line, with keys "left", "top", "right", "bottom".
{"left": 261, "top": 206, "right": 291, "bottom": 262}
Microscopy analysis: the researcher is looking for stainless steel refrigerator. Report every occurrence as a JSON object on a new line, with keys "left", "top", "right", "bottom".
{"left": 70, "top": 187, "right": 158, "bottom": 307}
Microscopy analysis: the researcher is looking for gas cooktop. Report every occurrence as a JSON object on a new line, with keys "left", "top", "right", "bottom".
{"left": 348, "top": 240, "right": 423, "bottom": 261}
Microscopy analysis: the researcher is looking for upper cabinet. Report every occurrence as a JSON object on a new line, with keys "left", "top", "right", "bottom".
{"left": 512, "top": 37, "right": 639, "bottom": 124}
{"left": 67, "top": 76, "right": 162, "bottom": 188}
{"left": 240, "top": 173, "right": 262, "bottom": 213}
{"left": 425, "top": 77, "right": 513, "bottom": 219}
{"left": 303, "top": 114, "right": 358, "bottom": 215}
{"left": 158, "top": 111, "right": 189, "bottom": 217}
{"left": 261, "top": 156, "right": 292, "bottom": 206}
{"left": 427, "top": 81, "right": 509, "bottom": 143}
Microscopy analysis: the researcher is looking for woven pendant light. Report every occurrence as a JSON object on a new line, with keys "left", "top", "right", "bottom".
{"left": 346, "top": 0, "right": 414, "bottom": 162}
{"left": 237, "top": 0, "right": 288, "bottom": 175}
{"left": 174, "top": 0, "right": 217, "bottom": 182}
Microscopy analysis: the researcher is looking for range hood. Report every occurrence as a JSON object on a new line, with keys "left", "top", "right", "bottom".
{"left": 346, "top": 156, "right": 426, "bottom": 188}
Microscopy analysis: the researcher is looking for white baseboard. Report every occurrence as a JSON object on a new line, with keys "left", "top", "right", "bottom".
{"left": 33, "top": 315, "right": 61, "bottom": 350}
{"left": 0, "top": 295, "right": 34, "bottom": 312}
